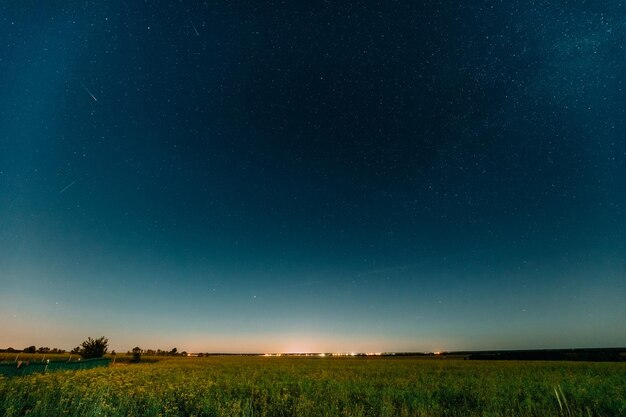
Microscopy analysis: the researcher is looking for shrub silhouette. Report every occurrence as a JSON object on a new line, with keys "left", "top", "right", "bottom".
{"left": 80, "top": 336, "right": 108, "bottom": 359}
{"left": 131, "top": 347, "right": 142, "bottom": 363}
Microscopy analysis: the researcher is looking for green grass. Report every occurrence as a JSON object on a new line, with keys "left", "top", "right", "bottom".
{"left": 1, "top": 357, "right": 625, "bottom": 416}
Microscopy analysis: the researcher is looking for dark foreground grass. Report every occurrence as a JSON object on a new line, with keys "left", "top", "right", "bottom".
{"left": 1, "top": 357, "right": 625, "bottom": 417}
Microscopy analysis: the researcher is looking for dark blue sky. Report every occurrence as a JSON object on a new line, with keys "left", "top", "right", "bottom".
{"left": 1, "top": 1, "right": 625, "bottom": 352}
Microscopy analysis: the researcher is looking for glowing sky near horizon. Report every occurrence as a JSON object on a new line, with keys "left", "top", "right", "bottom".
{"left": 1, "top": 1, "right": 625, "bottom": 353}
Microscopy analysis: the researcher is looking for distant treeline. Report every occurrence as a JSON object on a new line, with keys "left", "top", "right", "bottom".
{"left": 444, "top": 348, "right": 626, "bottom": 362}
{"left": 126, "top": 348, "right": 185, "bottom": 357}
{"left": 3, "top": 347, "right": 625, "bottom": 362}
{"left": 0, "top": 346, "right": 67, "bottom": 354}
{"left": 0, "top": 346, "right": 183, "bottom": 357}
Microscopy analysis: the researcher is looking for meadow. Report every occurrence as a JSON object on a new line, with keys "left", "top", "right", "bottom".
{"left": 1, "top": 356, "right": 625, "bottom": 417}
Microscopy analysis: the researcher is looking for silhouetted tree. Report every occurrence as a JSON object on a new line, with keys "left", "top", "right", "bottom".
{"left": 131, "top": 347, "right": 142, "bottom": 363}
{"left": 71, "top": 346, "right": 82, "bottom": 354}
{"left": 24, "top": 346, "right": 36, "bottom": 353}
{"left": 80, "top": 336, "right": 108, "bottom": 359}
{"left": 170, "top": 347, "right": 177, "bottom": 356}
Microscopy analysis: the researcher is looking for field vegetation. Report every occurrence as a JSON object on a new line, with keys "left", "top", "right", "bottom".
{"left": 1, "top": 356, "right": 625, "bottom": 417}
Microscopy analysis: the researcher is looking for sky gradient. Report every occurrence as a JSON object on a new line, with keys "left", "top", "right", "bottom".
{"left": 1, "top": 1, "right": 625, "bottom": 353}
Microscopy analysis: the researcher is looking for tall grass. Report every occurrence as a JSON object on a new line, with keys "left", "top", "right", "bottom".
{"left": 1, "top": 357, "right": 625, "bottom": 417}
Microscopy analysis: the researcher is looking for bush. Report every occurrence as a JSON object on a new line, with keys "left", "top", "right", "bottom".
{"left": 80, "top": 336, "right": 108, "bottom": 359}
{"left": 131, "top": 347, "right": 142, "bottom": 363}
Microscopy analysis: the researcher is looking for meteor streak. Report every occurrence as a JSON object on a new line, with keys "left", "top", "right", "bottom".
{"left": 82, "top": 84, "right": 98, "bottom": 102}
{"left": 59, "top": 180, "right": 76, "bottom": 193}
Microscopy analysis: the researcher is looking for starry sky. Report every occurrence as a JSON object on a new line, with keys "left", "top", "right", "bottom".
{"left": 1, "top": 1, "right": 625, "bottom": 353}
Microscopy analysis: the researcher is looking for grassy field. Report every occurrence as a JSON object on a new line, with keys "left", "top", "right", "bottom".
{"left": 1, "top": 356, "right": 625, "bottom": 417}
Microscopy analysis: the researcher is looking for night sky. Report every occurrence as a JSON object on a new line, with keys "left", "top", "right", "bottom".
{"left": 1, "top": 1, "right": 625, "bottom": 353}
